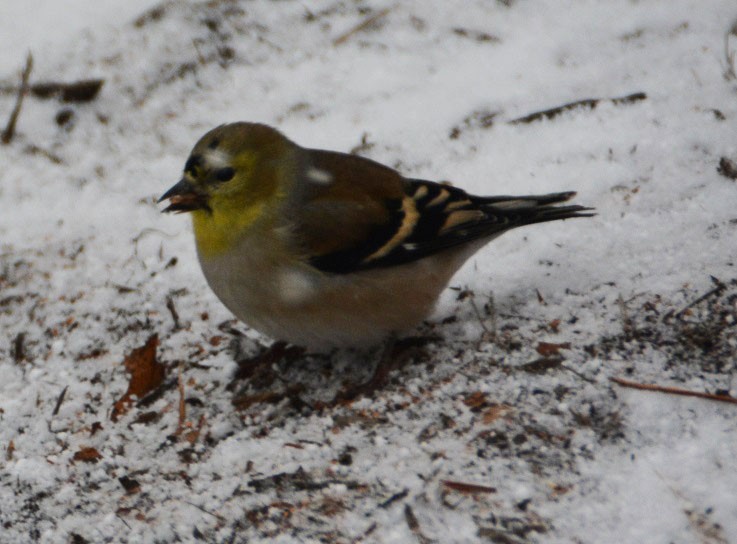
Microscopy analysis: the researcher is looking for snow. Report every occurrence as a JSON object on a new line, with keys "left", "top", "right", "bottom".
{"left": 1, "top": 0, "right": 737, "bottom": 542}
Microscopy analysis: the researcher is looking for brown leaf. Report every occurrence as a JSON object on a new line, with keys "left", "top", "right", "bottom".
{"left": 73, "top": 446, "right": 102, "bottom": 464}
{"left": 30, "top": 79, "right": 105, "bottom": 103}
{"left": 536, "top": 342, "right": 571, "bottom": 357}
{"left": 549, "top": 482, "right": 573, "bottom": 497}
{"left": 182, "top": 415, "right": 207, "bottom": 445}
{"left": 118, "top": 475, "right": 141, "bottom": 494}
{"left": 717, "top": 156, "right": 737, "bottom": 180}
{"left": 482, "top": 404, "right": 512, "bottom": 424}
{"left": 90, "top": 422, "right": 103, "bottom": 436}
{"left": 111, "top": 335, "right": 164, "bottom": 422}
{"left": 463, "top": 391, "right": 489, "bottom": 410}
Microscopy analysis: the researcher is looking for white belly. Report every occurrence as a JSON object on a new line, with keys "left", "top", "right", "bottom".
{"left": 197, "top": 233, "right": 480, "bottom": 349}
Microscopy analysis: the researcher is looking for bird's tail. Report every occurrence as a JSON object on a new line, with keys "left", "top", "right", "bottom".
{"left": 478, "top": 191, "right": 595, "bottom": 225}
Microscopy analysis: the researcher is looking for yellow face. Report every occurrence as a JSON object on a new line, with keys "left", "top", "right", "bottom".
{"left": 159, "top": 122, "right": 297, "bottom": 257}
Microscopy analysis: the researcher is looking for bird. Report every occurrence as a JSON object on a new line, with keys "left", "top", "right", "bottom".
{"left": 159, "top": 122, "right": 592, "bottom": 350}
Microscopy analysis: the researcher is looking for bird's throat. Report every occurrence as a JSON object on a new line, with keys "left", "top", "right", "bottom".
{"left": 191, "top": 202, "right": 266, "bottom": 259}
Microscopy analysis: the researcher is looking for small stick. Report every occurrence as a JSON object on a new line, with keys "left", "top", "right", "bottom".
{"left": 351, "top": 522, "right": 377, "bottom": 544}
{"left": 5, "top": 440, "right": 15, "bottom": 461}
{"left": 2, "top": 53, "right": 33, "bottom": 144}
{"left": 23, "top": 144, "right": 64, "bottom": 164}
{"left": 166, "top": 295, "right": 181, "bottom": 330}
{"left": 674, "top": 276, "right": 726, "bottom": 320}
{"left": 12, "top": 332, "right": 26, "bottom": 363}
{"left": 508, "top": 92, "right": 646, "bottom": 125}
{"left": 52, "top": 386, "right": 69, "bottom": 416}
{"left": 404, "top": 504, "right": 434, "bottom": 544}
{"left": 442, "top": 480, "right": 496, "bottom": 494}
{"left": 379, "top": 488, "right": 409, "bottom": 508}
{"left": 724, "top": 20, "right": 737, "bottom": 80}
{"left": 334, "top": 8, "right": 391, "bottom": 46}
{"left": 177, "top": 365, "right": 186, "bottom": 432}
{"left": 617, "top": 294, "right": 635, "bottom": 339}
{"left": 611, "top": 377, "right": 737, "bottom": 405}
{"left": 182, "top": 500, "right": 225, "bottom": 521}
{"left": 467, "top": 294, "right": 490, "bottom": 335}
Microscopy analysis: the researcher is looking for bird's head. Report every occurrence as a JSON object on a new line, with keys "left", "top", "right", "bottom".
{"left": 159, "top": 122, "right": 300, "bottom": 257}
{"left": 159, "top": 122, "right": 296, "bottom": 216}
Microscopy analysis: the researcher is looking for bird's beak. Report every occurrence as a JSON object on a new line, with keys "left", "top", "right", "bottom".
{"left": 158, "top": 178, "right": 210, "bottom": 213}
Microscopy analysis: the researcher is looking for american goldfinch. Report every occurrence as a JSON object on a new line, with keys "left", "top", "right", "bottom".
{"left": 159, "top": 123, "right": 592, "bottom": 349}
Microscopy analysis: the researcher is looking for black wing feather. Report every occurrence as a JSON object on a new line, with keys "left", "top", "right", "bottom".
{"left": 310, "top": 179, "right": 593, "bottom": 274}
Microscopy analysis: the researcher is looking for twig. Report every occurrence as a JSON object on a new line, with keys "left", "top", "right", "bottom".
{"left": 379, "top": 488, "right": 409, "bottom": 508}
{"left": 183, "top": 500, "right": 226, "bottom": 521}
{"left": 611, "top": 377, "right": 737, "bottom": 405}
{"left": 560, "top": 364, "right": 597, "bottom": 384}
{"left": 674, "top": 276, "right": 726, "bottom": 320}
{"left": 12, "top": 332, "right": 26, "bottom": 363}
{"left": 442, "top": 480, "right": 496, "bottom": 494}
{"left": 177, "top": 365, "right": 186, "bottom": 433}
{"left": 536, "top": 288, "right": 546, "bottom": 305}
{"left": 467, "top": 293, "right": 490, "bottom": 335}
{"left": 651, "top": 467, "right": 731, "bottom": 544}
{"left": 724, "top": 20, "right": 737, "bottom": 81}
{"left": 2, "top": 53, "right": 33, "bottom": 144}
{"left": 508, "top": 92, "right": 646, "bottom": 125}
{"left": 52, "top": 386, "right": 69, "bottom": 416}
{"left": 6, "top": 440, "right": 15, "bottom": 461}
{"left": 404, "top": 504, "right": 434, "bottom": 544}
{"left": 351, "top": 522, "right": 377, "bottom": 544}
{"left": 617, "top": 294, "right": 635, "bottom": 339}
{"left": 23, "top": 144, "right": 64, "bottom": 164}
{"left": 333, "top": 8, "right": 391, "bottom": 46}
{"left": 166, "top": 295, "right": 181, "bottom": 330}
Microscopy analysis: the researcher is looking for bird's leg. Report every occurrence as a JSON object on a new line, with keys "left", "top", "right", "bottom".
{"left": 228, "top": 340, "right": 312, "bottom": 411}
{"left": 228, "top": 340, "right": 305, "bottom": 391}
{"left": 335, "top": 334, "right": 438, "bottom": 402}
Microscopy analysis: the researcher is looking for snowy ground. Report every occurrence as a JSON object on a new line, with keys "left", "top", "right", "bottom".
{"left": 1, "top": 1, "right": 737, "bottom": 542}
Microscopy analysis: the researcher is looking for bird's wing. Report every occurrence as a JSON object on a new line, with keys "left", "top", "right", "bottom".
{"left": 295, "top": 150, "right": 591, "bottom": 274}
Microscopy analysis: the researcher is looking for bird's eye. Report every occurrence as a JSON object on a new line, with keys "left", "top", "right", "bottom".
{"left": 214, "top": 167, "right": 235, "bottom": 182}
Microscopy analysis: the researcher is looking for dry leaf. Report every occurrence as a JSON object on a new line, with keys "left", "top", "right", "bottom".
{"left": 182, "top": 415, "right": 207, "bottom": 445}
{"left": 111, "top": 335, "right": 164, "bottom": 422}
{"left": 536, "top": 342, "right": 571, "bottom": 357}
{"left": 548, "top": 482, "right": 573, "bottom": 497}
{"left": 482, "top": 404, "right": 512, "bottom": 424}
{"left": 73, "top": 446, "right": 102, "bottom": 464}
{"left": 463, "top": 391, "right": 488, "bottom": 410}
{"left": 118, "top": 475, "right": 141, "bottom": 494}
{"left": 30, "top": 79, "right": 105, "bottom": 103}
